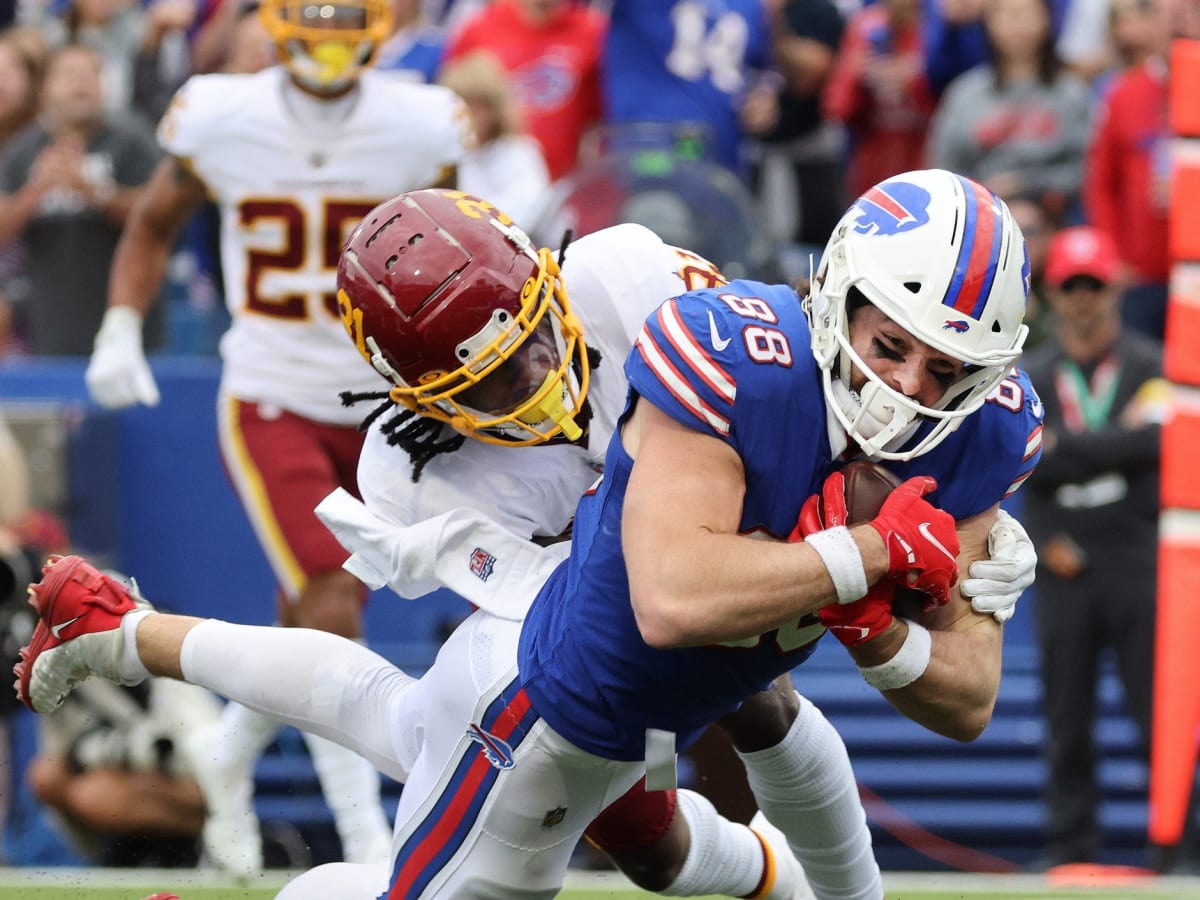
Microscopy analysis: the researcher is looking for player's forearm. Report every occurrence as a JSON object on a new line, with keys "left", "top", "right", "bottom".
{"left": 849, "top": 617, "right": 1002, "bottom": 741}
{"left": 629, "top": 523, "right": 891, "bottom": 648}
{"left": 106, "top": 213, "right": 173, "bottom": 315}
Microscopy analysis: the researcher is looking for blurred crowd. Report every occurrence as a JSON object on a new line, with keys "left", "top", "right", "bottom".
{"left": 0, "top": 0, "right": 1194, "bottom": 360}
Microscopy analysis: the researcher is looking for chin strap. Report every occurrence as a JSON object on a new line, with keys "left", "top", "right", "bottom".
{"left": 827, "top": 377, "right": 920, "bottom": 459}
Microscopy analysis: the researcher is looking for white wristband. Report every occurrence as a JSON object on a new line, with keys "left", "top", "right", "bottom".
{"left": 858, "top": 619, "right": 931, "bottom": 691}
{"left": 804, "top": 525, "right": 869, "bottom": 604}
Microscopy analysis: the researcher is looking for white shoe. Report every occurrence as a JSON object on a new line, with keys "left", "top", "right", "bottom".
{"left": 750, "top": 811, "right": 816, "bottom": 900}
{"left": 184, "top": 723, "right": 263, "bottom": 879}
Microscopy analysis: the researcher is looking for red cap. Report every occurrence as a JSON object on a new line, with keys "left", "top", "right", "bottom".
{"left": 1044, "top": 226, "right": 1120, "bottom": 288}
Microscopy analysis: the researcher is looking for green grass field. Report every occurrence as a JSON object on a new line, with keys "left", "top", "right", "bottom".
{"left": 3, "top": 871, "right": 1200, "bottom": 899}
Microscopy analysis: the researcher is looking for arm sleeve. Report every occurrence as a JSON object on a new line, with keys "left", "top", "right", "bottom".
{"left": 315, "top": 489, "right": 568, "bottom": 618}
{"left": 624, "top": 295, "right": 741, "bottom": 446}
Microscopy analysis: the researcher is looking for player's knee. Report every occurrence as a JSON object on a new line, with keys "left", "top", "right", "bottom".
{"left": 716, "top": 675, "right": 800, "bottom": 753}
{"left": 597, "top": 818, "right": 689, "bottom": 892}
{"left": 290, "top": 570, "right": 365, "bottom": 637}
{"left": 586, "top": 782, "right": 685, "bottom": 891}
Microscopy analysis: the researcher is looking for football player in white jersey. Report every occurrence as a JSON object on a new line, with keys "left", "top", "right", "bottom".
{"left": 81, "top": 0, "right": 473, "bottom": 877}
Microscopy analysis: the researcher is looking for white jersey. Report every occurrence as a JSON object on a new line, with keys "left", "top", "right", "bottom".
{"left": 159, "top": 67, "right": 470, "bottom": 423}
{"left": 329, "top": 224, "right": 723, "bottom": 613}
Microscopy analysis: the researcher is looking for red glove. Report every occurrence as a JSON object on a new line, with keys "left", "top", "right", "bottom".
{"left": 793, "top": 472, "right": 896, "bottom": 645}
{"left": 790, "top": 470, "right": 850, "bottom": 537}
{"left": 868, "top": 476, "right": 959, "bottom": 609}
{"left": 817, "top": 581, "right": 896, "bottom": 646}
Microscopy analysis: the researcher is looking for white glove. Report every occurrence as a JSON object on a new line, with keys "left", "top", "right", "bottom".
{"left": 960, "top": 508, "right": 1036, "bottom": 624}
{"left": 314, "top": 488, "right": 569, "bottom": 620}
{"left": 85, "top": 306, "right": 160, "bottom": 408}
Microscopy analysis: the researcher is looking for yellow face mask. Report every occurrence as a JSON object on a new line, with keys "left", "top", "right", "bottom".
{"left": 259, "top": 0, "right": 392, "bottom": 90}
{"left": 310, "top": 40, "right": 358, "bottom": 85}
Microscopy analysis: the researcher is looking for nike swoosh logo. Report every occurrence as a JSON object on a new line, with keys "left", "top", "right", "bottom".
{"left": 830, "top": 625, "right": 871, "bottom": 640}
{"left": 918, "top": 522, "right": 958, "bottom": 565}
{"left": 50, "top": 615, "right": 83, "bottom": 640}
{"left": 707, "top": 310, "right": 731, "bottom": 352}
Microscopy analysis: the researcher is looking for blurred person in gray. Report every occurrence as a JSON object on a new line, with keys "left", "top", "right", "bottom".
{"left": 928, "top": 0, "right": 1092, "bottom": 219}
{"left": 0, "top": 42, "right": 160, "bottom": 356}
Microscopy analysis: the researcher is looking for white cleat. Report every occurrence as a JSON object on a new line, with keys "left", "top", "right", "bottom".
{"left": 184, "top": 724, "right": 263, "bottom": 879}
{"left": 750, "top": 811, "right": 817, "bottom": 900}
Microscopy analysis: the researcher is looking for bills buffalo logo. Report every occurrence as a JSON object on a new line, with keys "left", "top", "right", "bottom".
{"left": 852, "top": 181, "right": 932, "bottom": 236}
{"left": 467, "top": 724, "right": 515, "bottom": 770}
{"left": 943, "top": 320, "right": 970, "bottom": 333}
{"left": 469, "top": 547, "right": 496, "bottom": 582}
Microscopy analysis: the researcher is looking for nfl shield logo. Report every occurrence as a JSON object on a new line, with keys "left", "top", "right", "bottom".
{"left": 469, "top": 547, "right": 496, "bottom": 582}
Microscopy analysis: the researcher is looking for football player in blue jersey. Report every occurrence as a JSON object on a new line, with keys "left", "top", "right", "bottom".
{"left": 16, "top": 170, "right": 1042, "bottom": 899}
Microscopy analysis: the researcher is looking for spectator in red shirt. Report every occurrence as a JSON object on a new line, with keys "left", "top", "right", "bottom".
{"left": 443, "top": 0, "right": 606, "bottom": 181}
{"left": 1083, "top": 0, "right": 1199, "bottom": 341}
{"left": 823, "top": 0, "right": 935, "bottom": 197}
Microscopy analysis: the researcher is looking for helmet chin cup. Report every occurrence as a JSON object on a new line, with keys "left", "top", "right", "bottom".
{"left": 516, "top": 372, "right": 583, "bottom": 441}
{"left": 828, "top": 378, "right": 917, "bottom": 458}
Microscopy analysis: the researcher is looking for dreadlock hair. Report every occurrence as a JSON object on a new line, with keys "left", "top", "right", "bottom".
{"left": 340, "top": 349, "right": 601, "bottom": 484}
{"left": 340, "top": 390, "right": 467, "bottom": 483}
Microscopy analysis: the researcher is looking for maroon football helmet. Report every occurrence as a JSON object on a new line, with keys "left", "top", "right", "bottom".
{"left": 336, "top": 189, "right": 589, "bottom": 445}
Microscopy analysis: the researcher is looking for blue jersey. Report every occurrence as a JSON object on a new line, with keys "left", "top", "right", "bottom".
{"left": 375, "top": 26, "right": 445, "bottom": 84}
{"left": 602, "top": 0, "right": 770, "bottom": 171}
{"left": 517, "top": 281, "right": 1043, "bottom": 760}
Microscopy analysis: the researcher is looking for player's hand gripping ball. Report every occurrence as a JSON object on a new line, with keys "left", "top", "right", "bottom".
{"left": 791, "top": 462, "right": 957, "bottom": 645}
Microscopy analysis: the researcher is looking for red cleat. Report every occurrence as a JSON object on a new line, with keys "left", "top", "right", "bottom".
{"left": 13, "top": 555, "right": 147, "bottom": 714}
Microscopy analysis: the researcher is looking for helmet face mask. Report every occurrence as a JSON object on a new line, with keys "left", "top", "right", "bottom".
{"left": 806, "top": 169, "right": 1031, "bottom": 461}
{"left": 259, "top": 0, "right": 392, "bottom": 93}
{"left": 337, "top": 190, "right": 590, "bottom": 447}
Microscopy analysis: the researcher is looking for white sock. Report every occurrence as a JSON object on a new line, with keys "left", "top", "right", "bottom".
{"left": 179, "top": 619, "right": 416, "bottom": 782}
{"left": 118, "top": 609, "right": 154, "bottom": 683}
{"left": 660, "top": 789, "right": 765, "bottom": 897}
{"left": 738, "top": 694, "right": 882, "bottom": 900}
{"left": 211, "top": 700, "right": 283, "bottom": 770}
{"left": 302, "top": 730, "right": 392, "bottom": 863}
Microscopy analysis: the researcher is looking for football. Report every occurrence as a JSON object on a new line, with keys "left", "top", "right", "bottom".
{"left": 840, "top": 460, "right": 902, "bottom": 524}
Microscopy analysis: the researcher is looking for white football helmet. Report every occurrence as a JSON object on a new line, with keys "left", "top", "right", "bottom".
{"left": 806, "top": 169, "right": 1030, "bottom": 461}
